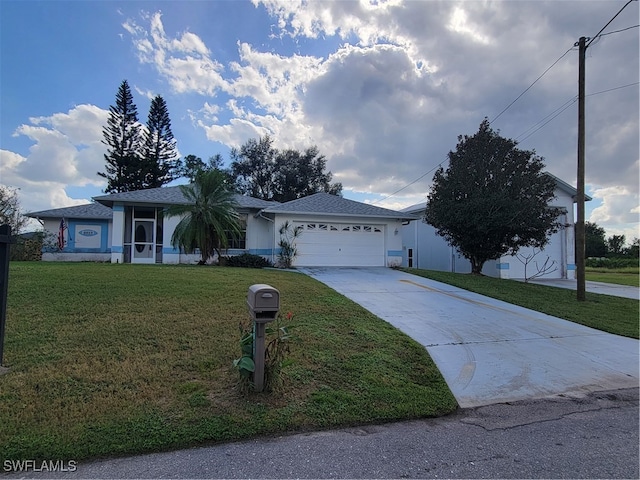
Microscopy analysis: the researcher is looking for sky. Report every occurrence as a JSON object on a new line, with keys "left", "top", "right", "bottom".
{"left": 1, "top": 0, "right": 638, "bottom": 241}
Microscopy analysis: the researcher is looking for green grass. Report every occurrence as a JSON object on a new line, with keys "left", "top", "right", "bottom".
{"left": 0, "top": 263, "right": 456, "bottom": 462}
{"left": 586, "top": 267, "right": 639, "bottom": 287}
{"left": 402, "top": 268, "right": 639, "bottom": 339}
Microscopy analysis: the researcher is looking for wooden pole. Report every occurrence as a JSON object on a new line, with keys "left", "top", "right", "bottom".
{"left": 576, "top": 36, "right": 587, "bottom": 301}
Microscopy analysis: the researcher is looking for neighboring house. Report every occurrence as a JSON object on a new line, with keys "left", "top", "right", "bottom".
{"left": 400, "top": 174, "right": 590, "bottom": 280}
{"left": 28, "top": 188, "right": 417, "bottom": 267}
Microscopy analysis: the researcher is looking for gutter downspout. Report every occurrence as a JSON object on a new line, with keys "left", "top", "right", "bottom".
{"left": 256, "top": 210, "right": 276, "bottom": 265}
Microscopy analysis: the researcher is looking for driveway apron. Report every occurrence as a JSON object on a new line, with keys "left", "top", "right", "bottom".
{"left": 300, "top": 267, "right": 639, "bottom": 408}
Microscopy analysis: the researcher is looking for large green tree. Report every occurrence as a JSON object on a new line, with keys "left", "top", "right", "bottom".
{"left": 229, "top": 135, "right": 277, "bottom": 200}
{"left": 141, "top": 95, "right": 181, "bottom": 188}
{"left": 229, "top": 135, "right": 342, "bottom": 201}
{"left": 98, "top": 80, "right": 143, "bottom": 193}
{"left": 425, "top": 119, "right": 561, "bottom": 274}
{"left": 585, "top": 221, "right": 607, "bottom": 258}
{"left": 273, "top": 146, "right": 342, "bottom": 202}
{"left": 165, "top": 170, "right": 241, "bottom": 264}
{"left": 180, "top": 153, "right": 232, "bottom": 183}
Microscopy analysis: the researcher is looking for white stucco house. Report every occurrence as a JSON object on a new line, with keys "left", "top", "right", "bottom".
{"left": 28, "top": 188, "right": 417, "bottom": 267}
{"left": 400, "top": 174, "right": 589, "bottom": 280}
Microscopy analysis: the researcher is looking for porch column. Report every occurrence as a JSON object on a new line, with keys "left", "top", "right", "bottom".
{"left": 110, "top": 205, "right": 125, "bottom": 264}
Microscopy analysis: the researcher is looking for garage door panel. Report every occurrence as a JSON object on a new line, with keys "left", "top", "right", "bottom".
{"left": 293, "top": 222, "right": 385, "bottom": 267}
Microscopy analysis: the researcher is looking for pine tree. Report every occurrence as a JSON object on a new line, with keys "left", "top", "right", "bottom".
{"left": 98, "top": 80, "right": 143, "bottom": 193}
{"left": 141, "top": 95, "right": 180, "bottom": 188}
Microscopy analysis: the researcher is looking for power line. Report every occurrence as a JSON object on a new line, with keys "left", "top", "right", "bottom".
{"left": 596, "top": 24, "right": 639, "bottom": 37}
{"left": 379, "top": 81, "right": 638, "bottom": 204}
{"left": 586, "top": 0, "right": 638, "bottom": 48}
{"left": 586, "top": 81, "right": 639, "bottom": 96}
{"left": 516, "top": 81, "right": 638, "bottom": 144}
{"left": 489, "top": 46, "right": 575, "bottom": 124}
{"left": 491, "top": 3, "right": 638, "bottom": 126}
{"left": 376, "top": 2, "right": 639, "bottom": 205}
{"left": 371, "top": 161, "right": 445, "bottom": 205}
{"left": 515, "top": 96, "right": 578, "bottom": 143}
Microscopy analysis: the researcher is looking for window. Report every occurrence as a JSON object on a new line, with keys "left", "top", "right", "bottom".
{"left": 226, "top": 216, "right": 247, "bottom": 249}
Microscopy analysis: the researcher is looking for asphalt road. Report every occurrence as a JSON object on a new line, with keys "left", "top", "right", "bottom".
{"left": 5, "top": 388, "right": 638, "bottom": 479}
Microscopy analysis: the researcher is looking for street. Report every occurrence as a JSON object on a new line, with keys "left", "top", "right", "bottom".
{"left": 6, "top": 388, "right": 638, "bottom": 479}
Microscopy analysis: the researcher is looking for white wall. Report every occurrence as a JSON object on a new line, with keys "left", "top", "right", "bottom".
{"left": 402, "top": 186, "right": 577, "bottom": 279}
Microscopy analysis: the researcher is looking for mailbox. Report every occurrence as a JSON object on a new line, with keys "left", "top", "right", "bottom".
{"left": 247, "top": 284, "right": 280, "bottom": 323}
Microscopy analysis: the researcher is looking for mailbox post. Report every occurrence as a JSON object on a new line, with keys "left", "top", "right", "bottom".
{"left": 246, "top": 284, "right": 280, "bottom": 392}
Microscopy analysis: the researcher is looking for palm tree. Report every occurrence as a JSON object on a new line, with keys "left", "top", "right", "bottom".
{"left": 166, "top": 170, "right": 241, "bottom": 264}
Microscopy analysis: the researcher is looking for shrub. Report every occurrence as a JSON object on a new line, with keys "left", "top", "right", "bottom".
{"left": 221, "top": 253, "right": 272, "bottom": 268}
{"left": 586, "top": 257, "right": 639, "bottom": 269}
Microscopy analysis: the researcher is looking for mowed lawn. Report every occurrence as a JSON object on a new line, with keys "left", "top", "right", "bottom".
{"left": 0, "top": 263, "right": 456, "bottom": 462}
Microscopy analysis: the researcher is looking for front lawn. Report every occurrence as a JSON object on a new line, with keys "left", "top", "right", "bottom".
{"left": 0, "top": 263, "right": 456, "bottom": 462}
{"left": 402, "top": 268, "right": 639, "bottom": 339}
{"left": 586, "top": 267, "right": 639, "bottom": 287}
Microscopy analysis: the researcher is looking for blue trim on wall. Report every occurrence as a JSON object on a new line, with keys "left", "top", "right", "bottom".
{"left": 387, "top": 250, "right": 403, "bottom": 256}
{"left": 66, "top": 219, "right": 110, "bottom": 253}
{"left": 496, "top": 263, "right": 510, "bottom": 270}
{"left": 162, "top": 247, "right": 180, "bottom": 254}
{"left": 567, "top": 264, "right": 576, "bottom": 270}
{"left": 112, "top": 246, "right": 124, "bottom": 253}
{"left": 113, "top": 205, "right": 124, "bottom": 212}
{"left": 248, "top": 248, "right": 275, "bottom": 255}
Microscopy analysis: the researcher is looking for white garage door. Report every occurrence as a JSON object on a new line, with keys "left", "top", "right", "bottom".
{"left": 293, "top": 222, "right": 385, "bottom": 267}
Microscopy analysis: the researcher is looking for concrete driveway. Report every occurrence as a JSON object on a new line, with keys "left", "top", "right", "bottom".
{"left": 300, "top": 267, "right": 639, "bottom": 408}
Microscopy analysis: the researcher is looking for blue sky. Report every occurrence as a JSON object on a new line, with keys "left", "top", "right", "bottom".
{"left": 1, "top": 0, "right": 638, "bottom": 240}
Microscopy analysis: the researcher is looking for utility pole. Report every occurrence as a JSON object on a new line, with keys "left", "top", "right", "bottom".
{"left": 576, "top": 36, "right": 587, "bottom": 301}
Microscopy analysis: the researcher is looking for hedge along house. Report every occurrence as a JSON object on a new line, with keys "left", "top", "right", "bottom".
{"left": 400, "top": 174, "right": 590, "bottom": 280}
{"left": 29, "top": 188, "right": 417, "bottom": 267}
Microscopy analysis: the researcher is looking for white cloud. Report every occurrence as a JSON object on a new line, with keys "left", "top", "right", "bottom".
{"left": 2, "top": 105, "right": 108, "bottom": 213}
{"left": 590, "top": 186, "right": 640, "bottom": 226}
{"left": 125, "top": 11, "right": 227, "bottom": 96}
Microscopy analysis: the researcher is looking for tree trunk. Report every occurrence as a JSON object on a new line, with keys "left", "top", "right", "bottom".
{"left": 470, "top": 257, "right": 484, "bottom": 275}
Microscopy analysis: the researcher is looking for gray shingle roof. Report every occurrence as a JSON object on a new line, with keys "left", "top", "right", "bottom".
{"left": 261, "top": 193, "right": 418, "bottom": 220}
{"left": 94, "top": 186, "right": 278, "bottom": 210}
{"left": 27, "top": 202, "right": 113, "bottom": 220}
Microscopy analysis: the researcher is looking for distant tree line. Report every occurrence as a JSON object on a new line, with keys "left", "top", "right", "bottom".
{"left": 585, "top": 221, "right": 638, "bottom": 259}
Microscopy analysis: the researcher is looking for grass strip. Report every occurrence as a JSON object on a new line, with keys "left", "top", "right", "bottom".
{"left": 585, "top": 268, "right": 639, "bottom": 287}
{"left": 401, "top": 268, "right": 639, "bottom": 339}
{"left": 1, "top": 263, "right": 456, "bottom": 462}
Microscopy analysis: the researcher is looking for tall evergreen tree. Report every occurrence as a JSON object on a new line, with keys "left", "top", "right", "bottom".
{"left": 141, "top": 95, "right": 180, "bottom": 188}
{"left": 98, "top": 80, "right": 143, "bottom": 193}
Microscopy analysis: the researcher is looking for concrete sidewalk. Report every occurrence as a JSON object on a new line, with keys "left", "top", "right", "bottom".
{"left": 300, "top": 267, "right": 639, "bottom": 408}
{"left": 526, "top": 278, "right": 639, "bottom": 300}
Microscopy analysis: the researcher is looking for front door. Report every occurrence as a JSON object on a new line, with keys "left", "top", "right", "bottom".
{"left": 132, "top": 219, "right": 155, "bottom": 264}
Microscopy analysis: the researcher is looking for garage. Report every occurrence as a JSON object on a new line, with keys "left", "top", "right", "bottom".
{"left": 258, "top": 192, "right": 418, "bottom": 268}
{"left": 293, "top": 222, "right": 386, "bottom": 267}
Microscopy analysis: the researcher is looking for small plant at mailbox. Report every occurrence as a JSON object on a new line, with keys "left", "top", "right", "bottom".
{"left": 233, "top": 314, "right": 293, "bottom": 391}
{"left": 235, "top": 284, "right": 294, "bottom": 392}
